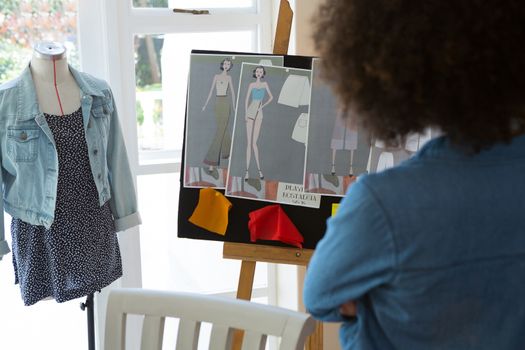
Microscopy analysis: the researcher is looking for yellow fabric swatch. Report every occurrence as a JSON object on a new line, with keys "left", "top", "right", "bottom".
{"left": 332, "top": 203, "right": 340, "bottom": 217}
{"left": 189, "top": 188, "right": 232, "bottom": 235}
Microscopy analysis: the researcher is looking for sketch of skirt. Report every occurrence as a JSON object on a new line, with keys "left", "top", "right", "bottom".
{"left": 204, "top": 96, "right": 232, "bottom": 166}
{"left": 246, "top": 100, "right": 262, "bottom": 120}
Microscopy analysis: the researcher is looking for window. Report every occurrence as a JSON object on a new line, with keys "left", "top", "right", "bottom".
{"left": 0, "top": 1, "right": 277, "bottom": 348}
{"left": 0, "top": 0, "right": 79, "bottom": 81}
{"left": 125, "top": 1, "right": 273, "bottom": 295}
{"left": 86, "top": 1, "right": 276, "bottom": 347}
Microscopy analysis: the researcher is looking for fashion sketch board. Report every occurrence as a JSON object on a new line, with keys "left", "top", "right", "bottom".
{"left": 179, "top": 51, "right": 340, "bottom": 249}
{"left": 183, "top": 54, "right": 284, "bottom": 189}
{"left": 226, "top": 63, "right": 320, "bottom": 208}
{"left": 304, "top": 58, "right": 371, "bottom": 197}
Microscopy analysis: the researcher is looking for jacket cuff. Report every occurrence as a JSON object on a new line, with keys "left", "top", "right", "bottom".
{"left": 0, "top": 240, "right": 11, "bottom": 261}
{"left": 114, "top": 211, "right": 142, "bottom": 232}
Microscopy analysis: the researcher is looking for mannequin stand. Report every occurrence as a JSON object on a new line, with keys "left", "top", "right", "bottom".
{"left": 80, "top": 293, "right": 96, "bottom": 350}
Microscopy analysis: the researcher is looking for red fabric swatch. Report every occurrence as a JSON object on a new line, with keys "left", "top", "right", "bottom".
{"left": 248, "top": 204, "right": 304, "bottom": 248}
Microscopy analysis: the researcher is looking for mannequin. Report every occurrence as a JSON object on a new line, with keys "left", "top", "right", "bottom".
{"left": 30, "top": 41, "right": 81, "bottom": 115}
{"left": 0, "top": 39, "right": 141, "bottom": 313}
{"left": 27, "top": 42, "right": 80, "bottom": 303}
{"left": 0, "top": 40, "right": 141, "bottom": 350}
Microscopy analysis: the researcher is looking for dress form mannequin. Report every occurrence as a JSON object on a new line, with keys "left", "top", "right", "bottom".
{"left": 30, "top": 41, "right": 81, "bottom": 115}
{"left": 28, "top": 42, "right": 81, "bottom": 303}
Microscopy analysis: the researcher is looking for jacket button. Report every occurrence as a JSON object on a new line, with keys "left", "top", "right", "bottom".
{"left": 94, "top": 149, "right": 98, "bottom": 155}
{"left": 98, "top": 173, "right": 102, "bottom": 179}
{"left": 20, "top": 131, "right": 27, "bottom": 140}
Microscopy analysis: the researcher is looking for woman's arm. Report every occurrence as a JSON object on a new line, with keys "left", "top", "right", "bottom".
{"left": 228, "top": 76, "right": 236, "bottom": 111}
{"left": 202, "top": 75, "right": 218, "bottom": 111}
{"left": 303, "top": 178, "right": 396, "bottom": 322}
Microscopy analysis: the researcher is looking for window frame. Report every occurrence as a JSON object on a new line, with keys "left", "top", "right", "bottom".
{"left": 78, "top": 1, "right": 276, "bottom": 347}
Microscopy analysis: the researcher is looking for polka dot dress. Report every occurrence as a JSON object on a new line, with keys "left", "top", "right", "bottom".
{"left": 10, "top": 107, "right": 123, "bottom": 306}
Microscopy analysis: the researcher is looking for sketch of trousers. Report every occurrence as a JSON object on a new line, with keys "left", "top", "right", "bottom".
{"left": 331, "top": 116, "right": 358, "bottom": 150}
{"left": 204, "top": 96, "right": 231, "bottom": 166}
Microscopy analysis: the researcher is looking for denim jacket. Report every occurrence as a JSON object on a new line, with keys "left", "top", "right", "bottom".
{"left": 0, "top": 65, "right": 141, "bottom": 260}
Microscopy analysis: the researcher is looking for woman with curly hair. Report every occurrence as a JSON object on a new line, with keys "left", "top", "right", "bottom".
{"left": 304, "top": 1, "right": 525, "bottom": 349}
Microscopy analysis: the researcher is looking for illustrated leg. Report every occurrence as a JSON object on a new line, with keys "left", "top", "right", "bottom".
{"left": 331, "top": 148, "right": 337, "bottom": 175}
{"left": 245, "top": 118, "right": 254, "bottom": 180}
{"left": 253, "top": 112, "right": 264, "bottom": 179}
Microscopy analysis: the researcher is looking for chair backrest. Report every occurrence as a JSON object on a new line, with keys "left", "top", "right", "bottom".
{"left": 104, "top": 288, "right": 316, "bottom": 350}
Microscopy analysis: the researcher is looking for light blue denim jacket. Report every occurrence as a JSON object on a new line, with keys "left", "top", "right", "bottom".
{"left": 0, "top": 65, "right": 141, "bottom": 260}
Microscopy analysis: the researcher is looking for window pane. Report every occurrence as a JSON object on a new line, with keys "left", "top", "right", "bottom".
{"left": 0, "top": 0, "right": 79, "bottom": 84}
{"left": 135, "top": 31, "right": 254, "bottom": 165}
{"left": 133, "top": 0, "right": 254, "bottom": 8}
{"left": 138, "top": 173, "right": 268, "bottom": 293}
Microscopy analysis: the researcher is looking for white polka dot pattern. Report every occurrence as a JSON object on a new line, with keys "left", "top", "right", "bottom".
{"left": 10, "top": 108, "right": 122, "bottom": 306}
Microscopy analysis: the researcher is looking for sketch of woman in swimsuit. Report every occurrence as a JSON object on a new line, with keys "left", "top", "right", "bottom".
{"left": 201, "top": 58, "right": 236, "bottom": 179}
{"left": 244, "top": 66, "right": 273, "bottom": 180}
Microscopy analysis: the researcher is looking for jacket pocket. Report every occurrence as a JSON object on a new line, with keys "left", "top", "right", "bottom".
{"left": 7, "top": 127, "right": 40, "bottom": 162}
{"left": 91, "top": 103, "right": 112, "bottom": 134}
{"left": 92, "top": 104, "right": 112, "bottom": 118}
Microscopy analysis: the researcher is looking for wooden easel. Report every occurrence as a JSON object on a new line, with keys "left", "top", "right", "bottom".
{"left": 223, "top": 243, "right": 323, "bottom": 350}
{"left": 223, "top": 2, "right": 323, "bottom": 349}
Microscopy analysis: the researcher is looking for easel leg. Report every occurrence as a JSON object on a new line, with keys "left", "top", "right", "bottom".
{"left": 306, "top": 321, "right": 323, "bottom": 350}
{"left": 232, "top": 260, "right": 256, "bottom": 350}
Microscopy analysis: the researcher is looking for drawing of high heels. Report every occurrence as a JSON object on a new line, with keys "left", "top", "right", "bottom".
{"left": 246, "top": 178, "right": 262, "bottom": 192}
{"left": 258, "top": 169, "right": 264, "bottom": 180}
{"left": 323, "top": 173, "right": 339, "bottom": 187}
{"left": 244, "top": 170, "right": 249, "bottom": 181}
{"left": 204, "top": 167, "right": 219, "bottom": 180}
{"left": 331, "top": 163, "right": 336, "bottom": 176}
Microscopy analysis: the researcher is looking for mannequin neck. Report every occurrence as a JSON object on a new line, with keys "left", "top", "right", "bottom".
{"left": 30, "top": 54, "right": 71, "bottom": 84}
{"left": 29, "top": 52, "right": 81, "bottom": 115}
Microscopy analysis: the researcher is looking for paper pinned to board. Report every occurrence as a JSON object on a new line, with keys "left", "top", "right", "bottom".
{"left": 276, "top": 182, "right": 321, "bottom": 209}
{"left": 332, "top": 203, "right": 340, "bottom": 217}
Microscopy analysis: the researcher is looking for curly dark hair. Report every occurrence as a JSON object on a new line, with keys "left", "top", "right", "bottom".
{"left": 314, "top": 0, "right": 525, "bottom": 150}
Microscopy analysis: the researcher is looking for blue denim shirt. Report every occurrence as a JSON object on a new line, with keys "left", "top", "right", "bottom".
{"left": 0, "top": 65, "right": 141, "bottom": 260}
{"left": 304, "top": 135, "right": 525, "bottom": 349}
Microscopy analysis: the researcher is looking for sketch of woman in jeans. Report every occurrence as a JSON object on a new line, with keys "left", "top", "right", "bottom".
{"left": 201, "top": 58, "right": 236, "bottom": 179}
{"left": 244, "top": 66, "right": 273, "bottom": 180}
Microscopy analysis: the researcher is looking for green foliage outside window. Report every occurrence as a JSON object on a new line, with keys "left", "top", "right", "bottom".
{"left": 0, "top": 0, "right": 78, "bottom": 83}
{"left": 136, "top": 101, "right": 145, "bottom": 126}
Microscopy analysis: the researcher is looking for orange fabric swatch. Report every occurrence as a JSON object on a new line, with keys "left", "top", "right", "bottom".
{"left": 189, "top": 188, "right": 232, "bottom": 235}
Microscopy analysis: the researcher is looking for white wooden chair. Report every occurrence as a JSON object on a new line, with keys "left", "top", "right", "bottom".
{"left": 104, "top": 288, "right": 316, "bottom": 350}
